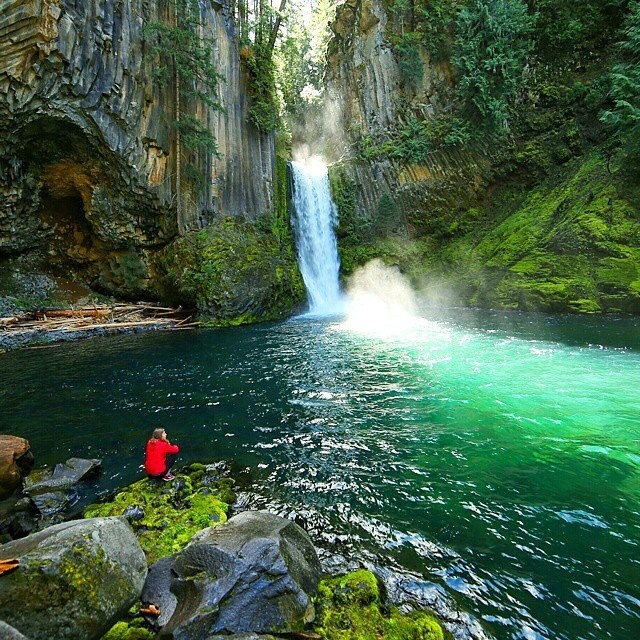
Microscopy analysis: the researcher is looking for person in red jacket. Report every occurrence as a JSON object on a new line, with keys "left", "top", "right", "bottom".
{"left": 144, "top": 427, "right": 180, "bottom": 481}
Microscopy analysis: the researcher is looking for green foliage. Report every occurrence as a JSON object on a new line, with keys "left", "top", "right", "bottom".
{"left": 452, "top": 0, "right": 535, "bottom": 133}
{"left": 145, "top": 0, "right": 223, "bottom": 117}
{"left": 312, "top": 570, "right": 447, "bottom": 640}
{"left": 174, "top": 114, "right": 219, "bottom": 155}
{"left": 389, "top": 1, "right": 458, "bottom": 64}
{"left": 395, "top": 32, "right": 424, "bottom": 86}
{"left": 277, "top": 28, "right": 313, "bottom": 116}
{"left": 243, "top": 41, "right": 280, "bottom": 132}
{"left": 145, "top": 0, "right": 224, "bottom": 186}
{"left": 275, "top": 1, "right": 336, "bottom": 116}
{"left": 84, "top": 464, "right": 233, "bottom": 565}
{"left": 329, "top": 163, "right": 365, "bottom": 244}
{"left": 532, "top": 0, "right": 629, "bottom": 61}
{"left": 600, "top": 1, "right": 640, "bottom": 171}
{"left": 417, "top": 0, "right": 458, "bottom": 62}
{"left": 354, "top": 115, "right": 472, "bottom": 163}
{"left": 269, "top": 151, "right": 293, "bottom": 245}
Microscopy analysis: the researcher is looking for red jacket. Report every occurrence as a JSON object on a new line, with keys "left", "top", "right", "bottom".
{"left": 144, "top": 438, "right": 179, "bottom": 476}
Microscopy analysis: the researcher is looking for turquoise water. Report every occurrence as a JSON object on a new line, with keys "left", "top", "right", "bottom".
{"left": 1, "top": 310, "right": 639, "bottom": 640}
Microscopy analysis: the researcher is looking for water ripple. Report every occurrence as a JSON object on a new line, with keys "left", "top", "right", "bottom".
{"left": 2, "top": 312, "right": 640, "bottom": 640}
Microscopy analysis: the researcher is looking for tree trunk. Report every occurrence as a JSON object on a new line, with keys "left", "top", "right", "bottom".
{"left": 268, "top": 0, "right": 287, "bottom": 51}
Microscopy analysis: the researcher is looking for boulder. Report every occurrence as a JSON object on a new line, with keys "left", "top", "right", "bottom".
{"left": 0, "top": 436, "right": 34, "bottom": 500}
{"left": 0, "top": 516, "right": 147, "bottom": 640}
{"left": 23, "top": 457, "right": 101, "bottom": 495}
{"left": 140, "top": 556, "right": 178, "bottom": 629}
{"left": 29, "top": 490, "right": 70, "bottom": 517}
{"left": 146, "top": 511, "right": 322, "bottom": 639}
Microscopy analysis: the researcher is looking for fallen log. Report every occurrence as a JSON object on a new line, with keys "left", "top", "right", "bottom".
{"left": 56, "top": 318, "right": 175, "bottom": 331}
{"left": 36, "top": 308, "right": 111, "bottom": 319}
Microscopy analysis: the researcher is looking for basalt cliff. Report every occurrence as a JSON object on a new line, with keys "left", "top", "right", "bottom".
{"left": 0, "top": 0, "right": 300, "bottom": 322}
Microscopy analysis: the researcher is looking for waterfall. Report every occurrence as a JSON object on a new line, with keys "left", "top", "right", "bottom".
{"left": 290, "top": 160, "right": 344, "bottom": 315}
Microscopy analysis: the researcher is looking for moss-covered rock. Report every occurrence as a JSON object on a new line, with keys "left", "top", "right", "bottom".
{"left": 84, "top": 464, "right": 234, "bottom": 565}
{"left": 0, "top": 517, "right": 147, "bottom": 640}
{"left": 311, "top": 569, "right": 449, "bottom": 640}
{"left": 100, "top": 620, "right": 154, "bottom": 640}
{"left": 155, "top": 217, "right": 305, "bottom": 326}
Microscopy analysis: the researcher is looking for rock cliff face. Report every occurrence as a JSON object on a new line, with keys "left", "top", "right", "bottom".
{"left": 324, "top": 0, "right": 489, "bottom": 229}
{"left": 0, "top": 0, "right": 274, "bottom": 300}
{"left": 323, "top": 0, "right": 640, "bottom": 314}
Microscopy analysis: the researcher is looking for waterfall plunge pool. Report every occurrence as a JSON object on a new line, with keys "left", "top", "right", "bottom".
{"left": 2, "top": 308, "right": 639, "bottom": 640}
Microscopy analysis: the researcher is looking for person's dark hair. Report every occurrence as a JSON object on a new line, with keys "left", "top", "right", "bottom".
{"left": 152, "top": 428, "right": 166, "bottom": 440}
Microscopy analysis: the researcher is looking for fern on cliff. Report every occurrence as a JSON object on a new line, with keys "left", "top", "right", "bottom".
{"left": 600, "top": 1, "right": 640, "bottom": 172}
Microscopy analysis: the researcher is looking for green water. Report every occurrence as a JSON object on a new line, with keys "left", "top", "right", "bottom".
{"left": 1, "top": 310, "right": 639, "bottom": 640}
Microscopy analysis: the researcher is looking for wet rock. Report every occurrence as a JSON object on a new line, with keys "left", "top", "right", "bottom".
{"left": 29, "top": 491, "right": 70, "bottom": 517}
{"left": 0, "top": 620, "right": 29, "bottom": 640}
{"left": 149, "top": 510, "right": 322, "bottom": 639}
{"left": 7, "top": 511, "right": 38, "bottom": 539}
{"left": 140, "top": 556, "right": 178, "bottom": 629}
{"left": 123, "top": 505, "right": 145, "bottom": 521}
{"left": 23, "top": 457, "right": 101, "bottom": 495}
{"left": 0, "top": 436, "right": 34, "bottom": 500}
{"left": 0, "top": 516, "right": 147, "bottom": 640}
{"left": 367, "top": 563, "right": 493, "bottom": 640}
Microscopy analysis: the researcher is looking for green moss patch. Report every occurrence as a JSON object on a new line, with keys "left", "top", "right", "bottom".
{"left": 84, "top": 464, "right": 233, "bottom": 565}
{"left": 100, "top": 620, "right": 154, "bottom": 640}
{"left": 312, "top": 570, "right": 449, "bottom": 640}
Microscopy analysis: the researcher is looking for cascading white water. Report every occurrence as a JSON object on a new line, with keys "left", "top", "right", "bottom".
{"left": 290, "top": 159, "right": 344, "bottom": 315}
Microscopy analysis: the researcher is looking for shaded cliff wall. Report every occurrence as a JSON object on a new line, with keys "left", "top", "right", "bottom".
{"left": 324, "top": 0, "right": 490, "bottom": 229}
{"left": 0, "top": 0, "right": 274, "bottom": 299}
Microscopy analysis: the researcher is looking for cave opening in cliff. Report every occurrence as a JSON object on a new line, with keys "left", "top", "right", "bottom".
{"left": 16, "top": 117, "right": 104, "bottom": 270}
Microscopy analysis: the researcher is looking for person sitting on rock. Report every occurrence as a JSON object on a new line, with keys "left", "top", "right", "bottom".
{"left": 144, "top": 428, "right": 179, "bottom": 481}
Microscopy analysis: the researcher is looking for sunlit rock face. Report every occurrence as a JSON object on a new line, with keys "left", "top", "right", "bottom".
{"left": 324, "top": 0, "right": 489, "bottom": 232}
{"left": 0, "top": 0, "right": 274, "bottom": 300}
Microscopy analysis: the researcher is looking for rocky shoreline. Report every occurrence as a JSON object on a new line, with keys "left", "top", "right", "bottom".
{"left": 0, "top": 447, "right": 492, "bottom": 640}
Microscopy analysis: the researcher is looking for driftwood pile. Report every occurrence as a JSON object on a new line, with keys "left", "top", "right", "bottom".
{"left": 0, "top": 304, "right": 199, "bottom": 350}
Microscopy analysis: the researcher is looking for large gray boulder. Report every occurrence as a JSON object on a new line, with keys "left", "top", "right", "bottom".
{"left": 0, "top": 516, "right": 147, "bottom": 640}
{"left": 146, "top": 510, "right": 322, "bottom": 639}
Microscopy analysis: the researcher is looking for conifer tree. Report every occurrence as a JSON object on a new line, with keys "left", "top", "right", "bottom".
{"left": 145, "top": 0, "right": 224, "bottom": 227}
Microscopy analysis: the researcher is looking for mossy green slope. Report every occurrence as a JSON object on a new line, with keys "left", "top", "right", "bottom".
{"left": 447, "top": 153, "right": 640, "bottom": 313}
{"left": 100, "top": 619, "right": 155, "bottom": 640}
{"left": 338, "top": 153, "right": 640, "bottom": 314}
{"left": 312, "top": 569, "right": 450, "bottom": 640}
